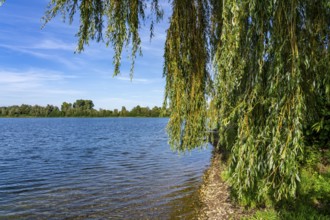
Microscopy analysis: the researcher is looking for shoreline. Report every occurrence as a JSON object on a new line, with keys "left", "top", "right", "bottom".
{"left": 197, "top": 151, "right": 253, "bottom": 220}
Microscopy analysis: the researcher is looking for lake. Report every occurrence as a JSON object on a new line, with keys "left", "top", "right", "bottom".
{"left": 0, "top": 118, "right": 212, "bottom": 219}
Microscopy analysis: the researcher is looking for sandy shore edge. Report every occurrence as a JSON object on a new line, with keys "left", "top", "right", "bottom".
{"left": 197, "top": 152, "right": 253, "bottom": 220}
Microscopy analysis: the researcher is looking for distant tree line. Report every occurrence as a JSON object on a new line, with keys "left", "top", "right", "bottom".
{"left": 0, "top": 99, "right": 169, "bottom": 118}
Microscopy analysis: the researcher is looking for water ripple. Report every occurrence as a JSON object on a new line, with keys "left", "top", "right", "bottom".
{"left": 0, "top": 118, "right": 211, "bottom": 219}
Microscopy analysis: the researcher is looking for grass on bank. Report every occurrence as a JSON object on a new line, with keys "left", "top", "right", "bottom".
{"left": 244, "top": 164, "right": 330, "bottom": 220}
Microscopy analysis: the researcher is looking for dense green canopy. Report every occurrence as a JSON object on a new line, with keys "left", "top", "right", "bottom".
{"left": 4, "top": 0, "right": 330, "bottom": 205}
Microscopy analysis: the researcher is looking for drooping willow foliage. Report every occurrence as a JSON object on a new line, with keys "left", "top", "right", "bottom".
{"left": 164, "top": 0, "right": 329, "bottom": 204}
{"left": 210, "top": 0, "right": 330, "bottom": 204}
{"left": 43, "top": 0, "right": 163, "bottom": 77}
{"left": 2, "top": 0, "right": 329, "bottom": 204}
{"left": 165, "top": 0, "right": 330, "bottom": 204}
{"left": 163, "top": 0, "right": 210, "bottom": 150}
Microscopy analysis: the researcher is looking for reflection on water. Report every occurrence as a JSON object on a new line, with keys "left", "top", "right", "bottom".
{"left": 168, "top": 182, "right": 203, "bottom": 219}
{"left": 0, "top": 118, "right": 211, "bottom": 219}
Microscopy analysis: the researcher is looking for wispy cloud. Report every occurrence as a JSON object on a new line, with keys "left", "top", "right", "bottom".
{"left": 0, "top": 69, "right": 63, "bottom": 83}
{"left": 37, "top": 89, "right": 83, "bottom": 95}
{"left": 116, "top": 76, "right": 151, "bottom": 83}
{"left": 0, "top": 68, "right": 84, "bottom": 106}
{"left": 31, "top": 39, "right": 76, "bottom": 51}
{"left": 0, "top": 68, "right": 76, "bottom": 91}
{"left": 0, "top": 43, "right": 82, "bottom": 69}
{"left": 152, "top": 89, "right": 164, "bottom": 93}
{"left": 91, "top": 69, "right": 159, "bottom": 84}
{"left": 96, "top": 97, "right": 153, "bottom": 110}
{"left": 141, "top": 43, "right": 164, "bottom": 55}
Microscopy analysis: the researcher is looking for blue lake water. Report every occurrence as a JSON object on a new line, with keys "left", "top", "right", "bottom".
{"left": 0, "top": 118, "right": 212, "bottom": 219}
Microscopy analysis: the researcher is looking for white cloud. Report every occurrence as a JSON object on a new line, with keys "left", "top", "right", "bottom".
{"left": 152, "top": 89, "right": 164, "bottom": 93}
{"left": 0, "top": 69, "right": 71, "bottom": 82}
{"left": 0, "top": 68, "right": 84, "bottom": 107}
{"left": 0, "top": 39, "right": 75, "bottom": 51}
{"left": 141, "top": 43, "right": 164, "bottom": 55}
{"left": 92, "top": 69, "right": 159, "bottom": 84}
{"left": 32, "top": 39, "right": 76, "bottom": 51}
{"left": 0, "top": 69, "right": 76, "bottom": 91}
{"left": 0, "top": 43, "right": 83, "bottom": 69}
{"left": 96, "top": 97, "right": 153, "bottom": 110}
{"left": 116, "top": 76, "right": 151, "bottom": 83}
{"left": 38, "top": 89, "right": 83, "bottom": 95}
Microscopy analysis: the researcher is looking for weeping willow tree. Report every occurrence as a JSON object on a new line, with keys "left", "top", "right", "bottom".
{"left": 210, "top": 0, "right": 329, "bottom": 204}
{"left": 164, "top": 0, "right": 329, "bottom": 204}
{"left": 3, "top": 0, "right": 329, "bottom": 205}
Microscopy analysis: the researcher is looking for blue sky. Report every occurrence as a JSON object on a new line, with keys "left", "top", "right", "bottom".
{"left": 0, "top": 1, "right": 170, "bottom": 110}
